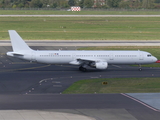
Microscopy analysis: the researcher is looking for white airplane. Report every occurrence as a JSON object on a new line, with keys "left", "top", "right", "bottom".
{"left": 7, "top": 30, "right": 157, "bottom": 72}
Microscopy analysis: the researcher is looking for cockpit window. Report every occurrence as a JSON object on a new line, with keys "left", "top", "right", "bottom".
{"left": 147, "top": 54, "right": 152, "bottom": 57}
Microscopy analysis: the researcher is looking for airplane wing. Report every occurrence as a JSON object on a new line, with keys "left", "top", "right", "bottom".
{"left": 77, "top": 58, "right": 106, "bottom": 62}
{"left": 70, "top": 57, "right": 108, "bottom": 70}
{"left": 69, "top": 57, "right": 106, "bottom": 65}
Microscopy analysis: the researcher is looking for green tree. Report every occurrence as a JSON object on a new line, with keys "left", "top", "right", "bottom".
{"left": 142, "top": 0, "right": 154, "bottom": 8}
{"left": 129, "top": 0, "right": 142, "bottom": 9}
{"left": 30, "top": 0, "right": 43, "bottom": 8}
{"left": 84, "top": 0, "right": 94, "bottom": 8}
{"left": 17, "top": 3, "right": 24, "bottom": 7}
{"left": 78, "top": 0, "right": 84, "bottom": 8}
{"left": 107, "top": 0, "right": 121, "bottom": 8}
{"left": 50, "top": 0, "right": 59, "bottom": 8}
{"left": 94, "top": 0, "right": 103, "bottom": 8}
{"left": 58, "top": 0, "right": 69, "bottom": 8}
{"left": 11, "top": 0, "right": 27, "bottom": 8}
{"left": 0, "top": 0, "right": 5, "bottom": 7}
{"left": 2, "top": 0, "right": 12, "bottom": 7}
{"left": 42, "top": 0, "right": 49, "bottom": 7}
{"left": 155, "top": 0, "right": 160, "bottom": 3}
{"left": 119, "top": 1, "right": 130, "bottom": 8}
{"left": 51, "top": 2, "right": 57, "bottom": 8}
{"left": 68, "top": 0, "right": 75, "bottom": 6}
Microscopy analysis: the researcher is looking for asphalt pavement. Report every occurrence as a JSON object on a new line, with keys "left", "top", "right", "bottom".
{"left": 1, "top": 40, "right": 160, "bottom": 46}
{"left": 0, "top": 45, "right": 160, "bottom": 120}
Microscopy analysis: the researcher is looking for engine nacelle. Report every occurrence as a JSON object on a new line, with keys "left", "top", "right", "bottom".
{"left": 95, "top": 61, "right": 108, "bottom": 70}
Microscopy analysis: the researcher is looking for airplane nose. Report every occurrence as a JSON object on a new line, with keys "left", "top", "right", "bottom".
{"left": 153, "top": 57, "right": 158, "bottom": 62}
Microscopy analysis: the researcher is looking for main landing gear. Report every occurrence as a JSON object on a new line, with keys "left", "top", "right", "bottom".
{"left": 79, "top": 66, "right": 87, "bottom": 72}
{"left": 139, "top": 64, "right": 142, "bottom": 71}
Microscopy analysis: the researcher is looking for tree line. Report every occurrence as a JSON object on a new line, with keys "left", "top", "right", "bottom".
{"left": 0, "top": 0, "right": 160, "bottom": 9}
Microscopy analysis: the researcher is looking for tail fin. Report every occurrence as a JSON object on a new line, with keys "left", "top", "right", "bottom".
{"left": 8, "top": 30, "right": 32, "bottom": 52}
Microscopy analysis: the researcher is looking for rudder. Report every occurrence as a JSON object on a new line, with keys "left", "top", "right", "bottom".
{"left": 8, "top": 30, "right": 32, "bottom": 52}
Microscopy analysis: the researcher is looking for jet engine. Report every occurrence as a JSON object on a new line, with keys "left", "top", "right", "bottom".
{"left": 95, "top": 61, "right": 108, "bottom": 70}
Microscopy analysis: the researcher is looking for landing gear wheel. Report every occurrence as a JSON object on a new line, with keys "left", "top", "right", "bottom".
{"left": 139, "top": 68, "right": 142, "bottom": 71}
{"left": 79, "top": 66, "right": 87, "bottom": 72}
{"left": 79, "top": 66, "right": 83, "bottom": 71}
{"left": 82, "top": 67, "right": 87, "bottom": 72}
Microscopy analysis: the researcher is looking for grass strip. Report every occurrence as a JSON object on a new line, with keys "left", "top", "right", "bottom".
{"left": 1, "top": 10, "right": 160, "bottom": 15}
{"left": 63, "top": 77, "right": 160, "bottom": 94}
{"left": 0, "top": 17, "right": 160, "bottom": 40}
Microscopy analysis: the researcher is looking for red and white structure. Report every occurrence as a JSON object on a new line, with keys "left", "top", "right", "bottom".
{"left": 71, "top": 6, "right": 81, "bottom": 11}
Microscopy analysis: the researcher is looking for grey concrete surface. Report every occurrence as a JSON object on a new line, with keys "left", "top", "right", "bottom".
{"left": 0, "top": 109, "right": 138, "bottom": 120}
{"left": 1, "top": 40, "right": 160, "bottom": 46}
{"left": 0, "top": 94, "right": 157, "bottom": 120}
{"left": 73, "top": 109, "right": 137, "bottom": 120}
{"left": 0, "top": 110, "right": 95, "bottom": 120}
{"left": 127, "top": 93, "right": 160, "bottom": 111}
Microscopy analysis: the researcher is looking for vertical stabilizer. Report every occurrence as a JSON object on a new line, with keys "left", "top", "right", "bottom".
{"left": 8, "top": 30, "right": 32, "bottom": 52}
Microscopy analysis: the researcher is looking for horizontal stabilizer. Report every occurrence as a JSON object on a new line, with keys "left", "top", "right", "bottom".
{"left": 7, "top": 52, "right": 24, "bottom": 57}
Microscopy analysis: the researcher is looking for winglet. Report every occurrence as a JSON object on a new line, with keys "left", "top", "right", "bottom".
{"left": 8, "top": 30, "right": 32, "bottom": 52}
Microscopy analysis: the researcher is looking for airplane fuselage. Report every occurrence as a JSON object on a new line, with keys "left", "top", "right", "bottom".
{"left": 8, "top": 50, "right": 157, "bottom": 65}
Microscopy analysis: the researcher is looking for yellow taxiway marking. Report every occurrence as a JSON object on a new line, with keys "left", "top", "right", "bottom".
{"left": 0, "top": 64, "right": 51, "bottom": 72}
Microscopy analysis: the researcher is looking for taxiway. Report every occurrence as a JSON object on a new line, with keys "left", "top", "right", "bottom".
{"left": 0, "top": 45, "right": 160, "bottom": 120}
